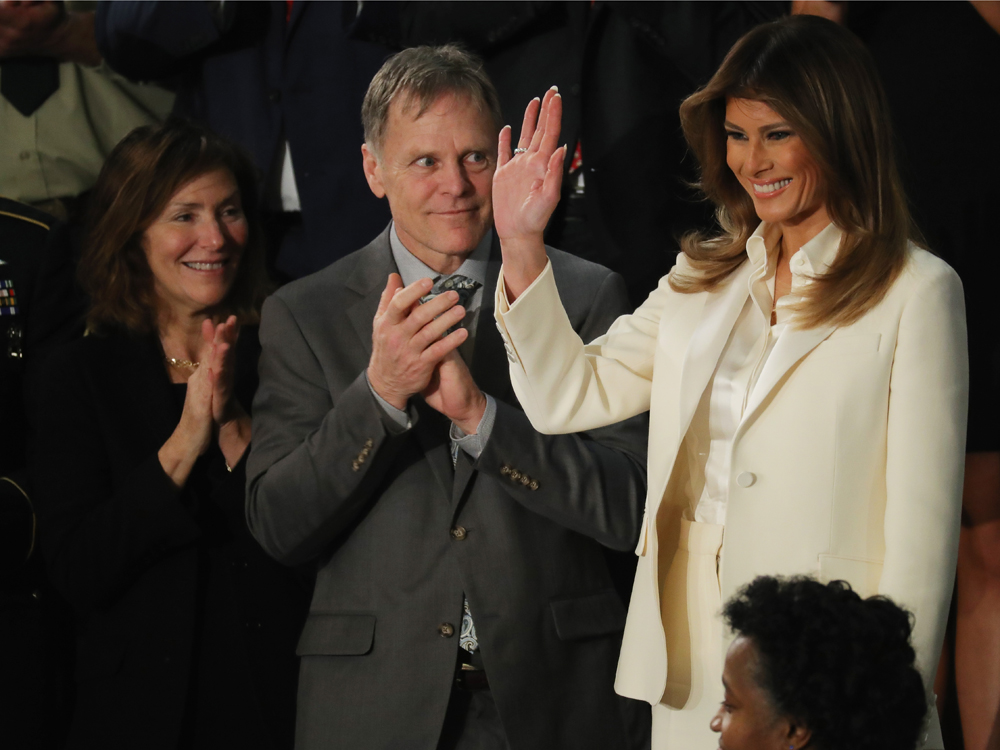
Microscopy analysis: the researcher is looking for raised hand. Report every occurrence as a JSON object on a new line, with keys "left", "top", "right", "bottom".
{"left": 368, "top": 274, "right": 469, "bottom": 410}
{"left": 422, "top": 351, "right": 487, "bottom": 435}
{"left": 493, "top": 87, "right": 566, "bottom": 300}
{"left": 494, "top": 87, "right": 567, "bottom": 243}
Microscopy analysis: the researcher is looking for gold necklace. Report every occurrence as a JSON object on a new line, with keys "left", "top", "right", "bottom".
{"left": 165, "top": 356, "right": 200, "bottom": 369}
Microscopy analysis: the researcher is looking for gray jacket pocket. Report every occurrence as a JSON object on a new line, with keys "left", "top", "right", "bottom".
{"left": 296, "top": 613, "right": 376, "bottom": 656}
{"left": 550, "top": 589, "right": 627, "bottom": 641}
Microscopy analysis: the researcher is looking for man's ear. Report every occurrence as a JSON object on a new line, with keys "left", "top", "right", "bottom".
{"left": 361, "top": 143, "right": 386, "bottom": 199}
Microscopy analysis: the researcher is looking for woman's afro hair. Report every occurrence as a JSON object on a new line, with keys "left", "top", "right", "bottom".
{"left": 723, "top": 576, "right": 928, "bottom": 750}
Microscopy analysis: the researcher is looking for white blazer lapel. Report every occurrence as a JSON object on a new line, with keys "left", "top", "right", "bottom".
{"left": 741, "top": 322, "right": 837, "bottom": 423}
{"left": 675, "top": 263, "right": 753, "bottom": 441}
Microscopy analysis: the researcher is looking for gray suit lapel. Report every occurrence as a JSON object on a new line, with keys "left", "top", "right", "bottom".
{"left": 469, "top": 237, "right": 514, "bottom": 404}
{"left": 345, "top": 227, "right": 396, "bottom": 361}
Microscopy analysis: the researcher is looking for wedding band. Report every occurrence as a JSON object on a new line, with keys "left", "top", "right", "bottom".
{"left": 513, "top": 148, "right": 528, "bottom": 154}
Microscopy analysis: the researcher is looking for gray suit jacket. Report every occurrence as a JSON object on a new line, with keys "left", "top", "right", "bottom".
{"left": 247, "top": 227, "right": 650, "bottom": 750}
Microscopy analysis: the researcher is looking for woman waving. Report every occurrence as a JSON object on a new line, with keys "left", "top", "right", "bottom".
{"left": 493, "top": 16, "right": 966, "bottom": 749}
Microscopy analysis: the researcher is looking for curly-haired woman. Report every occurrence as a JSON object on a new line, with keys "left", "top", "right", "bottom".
{"left": 714, "top": 576, "right": 927, "bottom": 750}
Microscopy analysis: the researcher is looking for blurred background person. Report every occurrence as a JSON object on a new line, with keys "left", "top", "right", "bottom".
{"left": 0, "top": 0, "right": 173, "bottom": 224}
{"left": 713, "top": 576, "right": 928, "bottom": 750}
{"left": 94, "top": 0, "right": 393, "bottom": 282}
{"left": 492, "top": 15, "right": 965, "bottom": 748}
{"left": 30, "top": 120, "right": 308, "bottom": 750}
{"left": 2, "top": 3, "right": 171, "bottom": 737}
{"left": 0, "top": 197, "right": 74, "bottom": 749}
{"left": 1, "top": 0, "right": 174, "bottom": 392}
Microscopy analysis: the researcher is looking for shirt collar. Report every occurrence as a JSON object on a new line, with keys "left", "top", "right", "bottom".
{"left": 388, "top": 222, "right": 491, "bottom": 289}
{"left": 792, "top": 221, "right": 842, "bottom": 278}
{"left": 746, "top": 221, "right": 781, "bottom": 274}
{"left": 746, "top": 220, "right": 842, "bottom": 279}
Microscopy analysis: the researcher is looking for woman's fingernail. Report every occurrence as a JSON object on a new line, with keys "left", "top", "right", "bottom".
{"left": 550, "top": 85, "right": 559, "bottom": 93}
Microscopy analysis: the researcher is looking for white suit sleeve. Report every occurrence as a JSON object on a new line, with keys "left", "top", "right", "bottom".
{"left": 880, "top": 259, "right": 967, "bottom": 712}
{"left": 495, "top": 259, "right": 674, "bottom": 434}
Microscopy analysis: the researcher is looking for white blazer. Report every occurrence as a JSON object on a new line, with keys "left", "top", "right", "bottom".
{"left": 495, "top": 224, "right": 967, "bottom": 748}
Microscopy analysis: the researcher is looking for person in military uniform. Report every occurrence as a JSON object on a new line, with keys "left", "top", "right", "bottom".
{"left": 0, "top": 195, "right": 79, "bottom": 749}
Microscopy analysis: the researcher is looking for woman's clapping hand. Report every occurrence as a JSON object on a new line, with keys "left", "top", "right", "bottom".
{"left": 159, "top": 316, "right": 250, "bottom": 487}
{"left": 203, "top": 315, "right": 251, "bottom": 474}
{"left": 204, "top": 315, "right": 242, "bottom": 427}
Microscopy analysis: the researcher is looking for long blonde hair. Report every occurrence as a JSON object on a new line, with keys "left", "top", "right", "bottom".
{"left": 675, "top": 15, "right": 918, "bottom": 329}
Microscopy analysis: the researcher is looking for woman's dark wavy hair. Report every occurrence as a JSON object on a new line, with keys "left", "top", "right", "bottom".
{"left": 80, "top": 118, "right": 269, "bottom": 335}
{"left": 676, "top": 15, "right": 919, "bottom": 329}
{"left": 724, "top": 576, "right": 927, "bottom": 750}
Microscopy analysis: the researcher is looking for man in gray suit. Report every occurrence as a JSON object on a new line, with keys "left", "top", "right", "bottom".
{"left": 247, "top": 46, "right": 649, "bottom": 750}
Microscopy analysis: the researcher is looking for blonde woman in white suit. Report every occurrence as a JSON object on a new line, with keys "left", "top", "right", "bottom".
{"left": 490, "top": 15, "right": 967, "bottom": 750}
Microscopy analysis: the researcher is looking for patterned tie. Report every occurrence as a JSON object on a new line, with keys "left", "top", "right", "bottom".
{"left": 422, "top": 273, "right": 483, "bottom": 653}
{"left": 460, "top": 599, "right": 479, "bottom": 653}
{"left": 420, "top": 274, "right": 481, "bottom": 334}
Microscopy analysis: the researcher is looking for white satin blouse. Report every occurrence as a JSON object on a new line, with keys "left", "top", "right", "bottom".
{"left": 688, "top": 221, "right": 841, "bottom": 525}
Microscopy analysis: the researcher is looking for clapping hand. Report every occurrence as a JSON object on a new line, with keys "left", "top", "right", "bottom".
{"left": 202, "top": 316, "right": 251, "bottom": 471}
{"left": 493, "top": 87, "right": 566, "bottom": 299}
{"left": 202, "top": 315, "right": 242, "bottom": 427}
{"left": 422, "top": 351, "right": 487, "bottom": 435}
{"left": 368, "top": 274, "right": 468, "bottom": 411}
{"left": 159, "top": 316, "right": 249, "bottom": 487}
{"left": 160, "top": 329, "right": 215, "bottom": 487}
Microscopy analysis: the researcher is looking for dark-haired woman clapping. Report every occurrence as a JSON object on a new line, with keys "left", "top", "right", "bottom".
{"left": 32, "top": 121, "right": 307, "bottom": 750}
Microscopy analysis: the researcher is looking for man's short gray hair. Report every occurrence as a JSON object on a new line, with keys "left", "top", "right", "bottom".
{"left": 362, "top": 45, "right": 503, "bottom": 156}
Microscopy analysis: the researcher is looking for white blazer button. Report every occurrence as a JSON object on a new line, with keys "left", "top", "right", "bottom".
{"left": 736, "top": 471, "right": 756, "bottom": 487}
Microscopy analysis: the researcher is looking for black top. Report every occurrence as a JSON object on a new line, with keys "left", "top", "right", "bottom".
{"left": 32, "top": 326, "right": 308, "bottom": 750}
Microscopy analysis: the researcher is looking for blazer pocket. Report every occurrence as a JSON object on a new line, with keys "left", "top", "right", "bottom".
{"left": 817, "top": 554, "right": 884, "bottom": 599}
{"left": 809, "top": 333, "right": 881, "bottom": 361}
{"left": 550, "top": 589, "right": 627, "bottom": 641}
{"left": 296, "top": 613, "right": 376, "bottom": 656}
